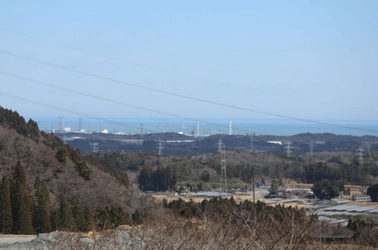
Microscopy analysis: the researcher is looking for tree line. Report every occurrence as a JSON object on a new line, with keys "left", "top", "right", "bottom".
{"left": 0, "top": 161, "right": 135, "bottom": 235}
{"left": 138, "top": 164, "right": 178, "bottom": 192}
{"left": 207, "top": 159, "right": 378, "bottom": 186}
{"left": 0, "top": 106, "right": 40, "bottom": 140}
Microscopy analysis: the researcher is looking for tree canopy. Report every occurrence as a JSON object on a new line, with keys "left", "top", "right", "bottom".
{"left": 312, "top": 179, "right": 340, "bottom": 200}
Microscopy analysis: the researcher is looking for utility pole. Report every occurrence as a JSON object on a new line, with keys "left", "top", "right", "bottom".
{"left": 253, "top": 167, "right": 257, "bottom": 237}
{"left": 252, "top": 168, "right": 256, "bottom": 203}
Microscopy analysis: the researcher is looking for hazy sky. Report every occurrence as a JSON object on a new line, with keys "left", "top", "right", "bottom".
{"left": 1, "top": 1, "right": 378, "bottom": 124}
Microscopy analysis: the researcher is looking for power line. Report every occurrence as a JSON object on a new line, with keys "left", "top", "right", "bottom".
{"left": 0, "top": 70, "right": 251, "bottom": 134}
{"left": 1, "top": 49, "right": 378, "bottom": 135}
{"left": 0, "top": 91, "right": 147, "bottom": 133}
{"left": 2, "top": 29, "right": 226, "bottom": 85}
{"left": 4, "top": 29, "right": 367, "bottom": 115}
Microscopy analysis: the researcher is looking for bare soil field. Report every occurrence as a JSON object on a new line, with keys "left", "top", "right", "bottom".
{"left": 150, "top": 191, "right": 378, "bottom": 211}
{"left": 150, "top": 192, "right": 259, "bottom": 203}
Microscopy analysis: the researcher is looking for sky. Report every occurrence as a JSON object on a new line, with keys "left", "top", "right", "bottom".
{"left": 1, "top": 1, "right": 378, "bottom": 129}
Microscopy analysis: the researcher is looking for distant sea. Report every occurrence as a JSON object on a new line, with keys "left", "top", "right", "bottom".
{"left": 32, "top": 117, "right": 378, "bottom": 137}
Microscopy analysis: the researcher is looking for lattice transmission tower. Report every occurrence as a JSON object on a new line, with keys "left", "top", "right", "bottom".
{"left": 157, "top": 138, "right": 164, "bottom": 155}
{"left": 250, "top": 133, "right": 255, "bottom": 152}
{"left": 356, "top": 147, "right": 364, "bottom": 182}
{"left": 357, "top": 147, "right": 364, "bottom": 165}
{"left": 285, "top": 141, "right": 292, "bottom": 157}
{"left": 89, "top": 143, "right": 99, "bottom": 153}
{"left": 218, "top": 139, "right": 227, "bottom": 194}
{"left": 309, "top": 140, "right": 314, "bottom": 154}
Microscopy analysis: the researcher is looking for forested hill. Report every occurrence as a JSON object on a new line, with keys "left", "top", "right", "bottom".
{"left": 0, "top": 106, "right": 40, "bottom": 140}
{"left": 0, "top": 106, "right": 142, "bottom": 233}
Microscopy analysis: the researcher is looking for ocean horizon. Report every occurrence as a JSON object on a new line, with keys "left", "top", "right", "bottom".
{"left": 32, "top": 117, "right": 378, "bottom": 137}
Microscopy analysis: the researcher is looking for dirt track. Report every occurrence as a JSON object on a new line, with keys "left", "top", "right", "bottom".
{"left": 0, "top": 235, "right": 36, "bottom": 244}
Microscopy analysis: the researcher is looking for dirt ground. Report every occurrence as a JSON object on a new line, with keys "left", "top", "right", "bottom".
{"left": 150, "top": 192, "right": 259, "bottom": 203}
{"left": 0, "top": 235, "right": 36, "bottom": 244}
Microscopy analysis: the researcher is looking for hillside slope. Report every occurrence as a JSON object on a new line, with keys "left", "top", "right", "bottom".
{"left": 0, "top": 107, "right": 132, "bottom": 210}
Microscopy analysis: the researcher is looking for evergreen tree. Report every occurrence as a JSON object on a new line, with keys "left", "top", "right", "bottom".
{"left": 58, "top": 195, "right": 76, "bottom": 231}
{"left": 72, "top": 206, "right": 85, "bottom": 232}
{"left": 109, "top": 205, "right": 128, "bottom": 228}
{"left": 132, "top": 209, "right": 143, "bottom": 225}
{"left": 0, "top": 176, "right": 13, "bottom": 233}
{"left": 138, "top": 166, "right": 153, "bottom": 191}
{"left": 117, "top": 206, "right": 129, "bottom": 226}
{"left": 33, "top": 177, "right": 52, "bottom": 233}
{"left": 11, "top": 161, "right": 34, "bottom": 234}
{"left": 95, "top": 205, "right": 111, "bottom": 230}
{"left": 27, "top": 119, "right": 40, "bottom": 140}
{"left": 50, "top": 209, "right": 60, "bottom": 231}
{"left": 312, "top": 179, "right": 339, "bottom": 200}
{"left": 201, "top": 170, "right": 210, "bottom": 182}
{"left": 55, "top": 148, "right": 68, "bottom": 164}
{"left": 83, "top": 206, "right": 94, "bottom": 231}
{"left": 13, "top": 161, "right": 26, "bottom": 184}
{"left": 367, "top": 184, "right": 378, "bottom": 202}
{"left": 109, "top": 205, "right": 121, "bottom": 228}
